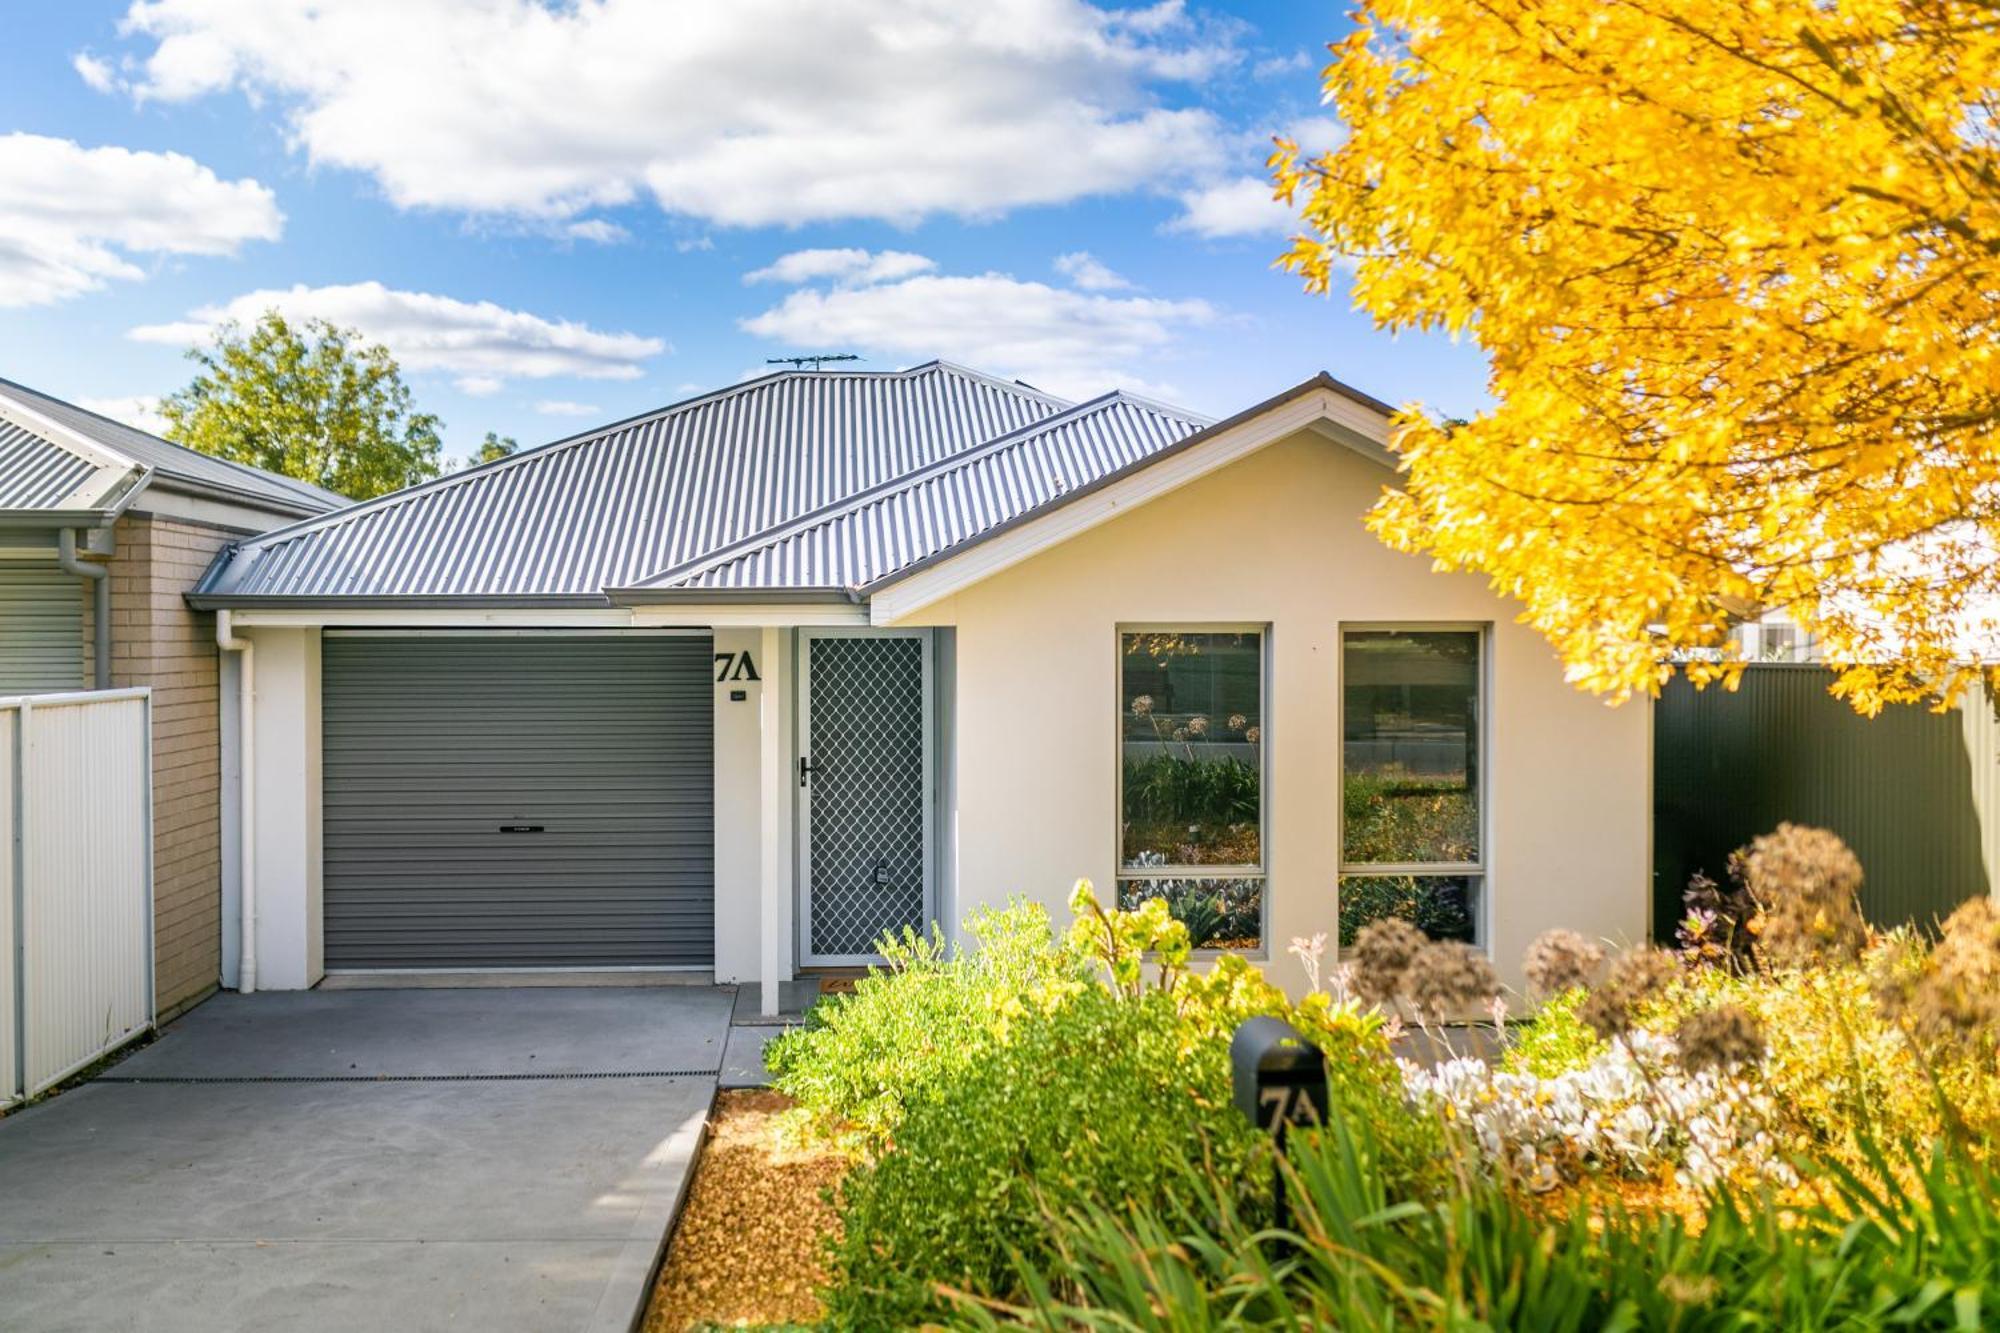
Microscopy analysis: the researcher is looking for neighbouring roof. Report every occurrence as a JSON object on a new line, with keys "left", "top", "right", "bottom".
{"left": 192, "top": 363, "right": 1075, "bottom": 603}
{"left": 0, "top": 376, "right": 349, "bottom": 518}
{"left": 0, "top": 397, "right": 149, "bottom": 518}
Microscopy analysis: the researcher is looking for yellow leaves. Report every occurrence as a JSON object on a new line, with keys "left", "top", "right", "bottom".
{"left": 1282, "top": 0, "right": 2000, "bottom": 714}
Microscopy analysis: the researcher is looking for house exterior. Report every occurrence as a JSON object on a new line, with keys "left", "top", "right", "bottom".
{"left": 188, "top": 363, "right": 1650, "bottom": 1008}
{"left": 0, "top": 377, "right": 348, "bottom": 1018}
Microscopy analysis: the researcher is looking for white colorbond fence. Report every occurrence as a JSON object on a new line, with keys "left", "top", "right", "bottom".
{"left": 1, "top": 689, "right": 153, "bottom": 1109}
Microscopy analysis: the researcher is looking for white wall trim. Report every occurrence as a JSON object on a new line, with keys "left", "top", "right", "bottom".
{"left": 871, "top": 388, "right": 1393, "bottom": 625}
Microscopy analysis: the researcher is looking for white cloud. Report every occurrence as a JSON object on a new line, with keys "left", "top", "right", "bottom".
{"left": 0, "top": 133, "right": 280, "bottom": 308}
{"left": 76, "top": 394, "right": 171, "bottom": 437}
{"left": 1167, "top": 175, "right": 1299, "bottom": 239}
{"left": 741, "top": 256, "right": 1213, "bottom": 402}
{"left": 1253, "top": 50, "right": 1313, "bottom": 79}
{"left": 1053, "top": 251, "right": 1133, "bottom": 292}
{"left": 562, "top": 218, "right": 628, "bottom": 244}
{"left": 72, "top": 52, "right": 119, "bottom": 93}
{"left": 675, "top": 236, "right": 714, "bottom": 254}
{"left": 129, "top": 281, "right": 666, "bottom": 388}
{"left": 107, "top": 0, "right": 1235, "bottom": 227}
{"left": 745, "top": 249, "right": 936, "bottom": 287}
{"left": 455, "top": 375, "right": 504, "bottom": 397}
{"left": 534, "top": 399, "right": 601, "bottom": 417}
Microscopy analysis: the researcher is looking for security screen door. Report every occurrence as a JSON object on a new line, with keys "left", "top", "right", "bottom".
{"left": 799, "top": 629, "right": 933, "bottom": 965}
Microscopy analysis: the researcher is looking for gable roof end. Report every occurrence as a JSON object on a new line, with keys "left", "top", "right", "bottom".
{"left": 613, "top": 391, "right": 1212, "bottom": 597}
{"left": 0, "top": 393, "right": 150, "bottom": 522}
{"left": 0, "top": 376, "right": 347, "bottom": 516}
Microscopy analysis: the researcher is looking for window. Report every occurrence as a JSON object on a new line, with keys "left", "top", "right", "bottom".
{"left": 1118, "top": 629, "right": 1264, "bottom": 950}
{"left": 1339, "top": 628, "right": 1484, "bottom": 946}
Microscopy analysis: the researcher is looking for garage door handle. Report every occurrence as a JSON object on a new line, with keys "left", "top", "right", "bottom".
{"left": 498, "top": 824, "right": 544, "bottom": 833}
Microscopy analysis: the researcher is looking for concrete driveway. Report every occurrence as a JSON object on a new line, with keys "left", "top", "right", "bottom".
{"left": 0, "top": 987, "right": 731, "bottom": 1333}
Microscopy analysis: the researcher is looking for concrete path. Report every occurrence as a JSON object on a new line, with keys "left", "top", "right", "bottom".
{"left": 0, "top": 987, "right": 731, "bottom": 1333}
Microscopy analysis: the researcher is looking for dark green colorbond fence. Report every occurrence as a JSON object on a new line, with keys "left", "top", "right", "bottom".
{"left": 1653, "top": 665, "right": 1998, "bottom": 941}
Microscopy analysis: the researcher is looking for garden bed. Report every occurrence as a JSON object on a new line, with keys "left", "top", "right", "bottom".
{"left": 642, "top": 1090, "right": 844, "bottom": 1333}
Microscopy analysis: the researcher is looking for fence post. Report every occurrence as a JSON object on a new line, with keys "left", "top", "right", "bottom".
{"left": 9, "top": 701, "right": 27, "bottom": 1106}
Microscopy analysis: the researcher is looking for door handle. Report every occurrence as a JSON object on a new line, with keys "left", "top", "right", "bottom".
{"left": 799, "top": 756, "right": 818, "bottom": 788}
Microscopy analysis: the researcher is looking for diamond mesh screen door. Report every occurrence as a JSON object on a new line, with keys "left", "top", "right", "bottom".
{"left": 801, "top": 630, "right": 933, "bottom": 964}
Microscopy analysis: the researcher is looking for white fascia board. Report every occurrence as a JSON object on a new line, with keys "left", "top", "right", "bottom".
{"left": 630, "top": 603, "right": 870, "bottom": 628}
{"left": 228, "top": 607, "right": 643, "bottom": 630}
{"left": 227, "top": 602, "right": 873, "bottom": 630}
{"left": 872, "top": 387, "right": 1391, "bottom": 625}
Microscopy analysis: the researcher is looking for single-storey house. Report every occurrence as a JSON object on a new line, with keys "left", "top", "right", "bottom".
{"left": 189, "top": 362, "right": 1649, "bottom": 1008}
{"left": 0, "top": 376, "right": 349, "bottom": 1018}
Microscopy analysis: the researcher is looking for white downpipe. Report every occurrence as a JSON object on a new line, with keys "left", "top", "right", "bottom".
{"left": 216, "top": 609, "right": 257, "bottom": 994}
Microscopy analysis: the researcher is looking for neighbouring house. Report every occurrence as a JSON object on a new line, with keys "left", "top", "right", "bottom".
{"left": 188, "top": 362, "right": 1649, "bottom": 1008}
{"left": 0, "top": 377, "right": 348, "bottom": 1019}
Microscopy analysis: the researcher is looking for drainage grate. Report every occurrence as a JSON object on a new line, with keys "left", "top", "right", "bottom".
{"left": 95, "top": 1069, "right": 721, "bottom": 1084}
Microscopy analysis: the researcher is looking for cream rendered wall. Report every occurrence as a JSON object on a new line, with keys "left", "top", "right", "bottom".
{"left": 245, "top": 627, "right": 323, "bottom": 989}
{"left": 898, "top": 428, "right": 1650, "bottom": 995}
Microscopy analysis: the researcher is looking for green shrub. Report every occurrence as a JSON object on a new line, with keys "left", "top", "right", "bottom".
{"left": 823, "top": 983, "right": 1266, "bottom": 1329}
{"left": 953, "top": 1119, "right": 2000, "bottom": 1331}
{"left": 1500, "top": 986, "right": 1606, "bottom": 1077}
{"left": 765, "top": 901, "right": 1087, "bottom": 1150}
{"left": 777, "top": 882, "right": 1444, "bottom": 1328}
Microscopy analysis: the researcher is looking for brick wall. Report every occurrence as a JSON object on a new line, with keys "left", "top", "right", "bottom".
{"left": 84, "top": 514, "right": 232, "bottom": 1020}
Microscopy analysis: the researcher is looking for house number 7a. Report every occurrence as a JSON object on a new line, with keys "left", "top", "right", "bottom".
{"left": 714, "top": 651, "right": 761, "bottom": 683}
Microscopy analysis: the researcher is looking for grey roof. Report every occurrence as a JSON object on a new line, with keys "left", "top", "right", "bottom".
{"left": 0, "top": 416, "right": 117, "bottom": 510}
{"left": 626, "top": 392, "right": 1209, "bottom": 595}
{"left": 0, "top": 376, "right": 348, "bottom": 516}
{"left": 193, "top": 363, "right": 1070, "bottom": 603}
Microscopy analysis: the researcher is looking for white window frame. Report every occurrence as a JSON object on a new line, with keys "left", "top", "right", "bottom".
{"left": 1336, "top": 622, "right": 1491, "bottom": 947}
{"left": 1114, "top": 623, "right": 1270, "bottom": 954}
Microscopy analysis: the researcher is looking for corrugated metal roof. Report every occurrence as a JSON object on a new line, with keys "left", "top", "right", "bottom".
{"left": 630, "top": 393, "right": 1210, "bottom": 594}
{"left": 0, "top": 377, "right": 348, "bottom": 515}
{"left": 0, "top": 401, "right": 149, "bottom": 515}
{"left": 0, "top": 417, "right": 106, "bottom": 510}
{"left": 194, "top": 363, "right": 1070, "bottom": 601}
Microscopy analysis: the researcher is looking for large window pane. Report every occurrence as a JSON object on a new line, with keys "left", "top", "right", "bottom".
{"left": 1120, "top": 631, "right": 1262, "bottom": 869}
{"left": 1118, "top": 877, "right": 1264, "bottom": 952}
{"left": 1342, "top": 630, "right": 1479, "bottom": 864}
{"left": 1338, "top": 875, "right": 1478, "bottom": 946}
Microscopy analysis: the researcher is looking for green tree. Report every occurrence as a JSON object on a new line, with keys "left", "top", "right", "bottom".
{"left": 161, "top": 311, "right": 444, "bottom": 500}
{"left": 467, "top": 431, "right": 518, "bottom": 468}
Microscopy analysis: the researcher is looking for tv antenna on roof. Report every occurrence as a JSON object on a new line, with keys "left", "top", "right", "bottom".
{"left": 766, "top": 353, "right": 862, "bottom": 372}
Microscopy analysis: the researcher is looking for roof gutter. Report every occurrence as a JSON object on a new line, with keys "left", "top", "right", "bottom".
{"left": 215, "top": 609, "right": 258, "bottom": 994}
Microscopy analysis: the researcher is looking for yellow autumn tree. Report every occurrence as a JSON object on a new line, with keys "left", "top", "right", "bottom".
{"left": 1275, "top": 0, "right": 2000, "bottom": 713}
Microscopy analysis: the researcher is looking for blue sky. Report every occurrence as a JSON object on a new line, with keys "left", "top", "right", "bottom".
{"left": 0, "top": 2, "right": 1488, "bottom": 463}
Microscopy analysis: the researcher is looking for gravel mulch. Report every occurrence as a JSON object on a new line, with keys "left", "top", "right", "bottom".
{"left": 644, "top": 1089, "right": 846, "bottom": 1332}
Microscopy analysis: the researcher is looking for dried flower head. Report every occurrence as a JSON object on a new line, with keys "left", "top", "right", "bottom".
{"left": 1244, "top": 725, "right": 1261, "bottom": 744}
{"left": 1578, "top": 945, "right": 1679, "bottom": 1040}
{"left": 1876, "top": 898, "right": 2000, "bottom": 1047}
{"left": 1674, "top": 1004, "right": 1766, "bottom": 1074}
{"left": 1130, "top": 695, "right": 1154, "bottom": 717}
{"left": 1523, "top": 928, "right": 1605, "bottom": 997}
{"left": 1403, "top": 940, "right": 1501, "bottom": 1019}
{"left": 1186, "top": 715, "right": 1209, "bottom": 736}
{"left": 1227, "top": 713, "right": 1248, "bottom": 731}
{"left": 1350, "top": 917, "right": 1426, "bottom": 1007}
{"left": 1741, "top": 823, "right": 1867, "bottom": 968}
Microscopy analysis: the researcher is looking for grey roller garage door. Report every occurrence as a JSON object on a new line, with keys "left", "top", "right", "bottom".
{"left": 322, "top": 634, "right": 714, "bottom": 968}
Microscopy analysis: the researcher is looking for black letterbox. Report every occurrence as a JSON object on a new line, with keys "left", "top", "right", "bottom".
{"left": 1230, "top": 1016, "right": 1328, "bottom": 1135}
